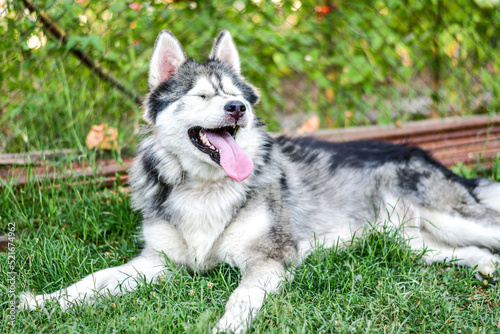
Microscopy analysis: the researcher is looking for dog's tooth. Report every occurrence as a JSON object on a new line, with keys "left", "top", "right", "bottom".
{"left": 199, "top": 130, "right": 213, "bottom": 147}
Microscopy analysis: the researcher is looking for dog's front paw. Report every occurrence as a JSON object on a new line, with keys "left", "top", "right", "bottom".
{"left": 213, "top": 315, "right": 247, "bottom": 334}
{"left": 18, "top": 291, "right": 71, "bottom": 310}
{"left": 213, "top": 303, "right": 259, "bottom": 334}
{"left": 18, "top": 292, "right": 44, "bottom": 310}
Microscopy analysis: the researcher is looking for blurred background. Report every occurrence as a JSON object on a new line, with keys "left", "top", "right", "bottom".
{"left": 1, "top": 0, "right": 500, "bottom": 154}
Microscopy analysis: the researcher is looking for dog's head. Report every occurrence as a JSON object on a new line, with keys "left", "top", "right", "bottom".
{"left": 144, "top": 30, "right": 261, "bottom": 182}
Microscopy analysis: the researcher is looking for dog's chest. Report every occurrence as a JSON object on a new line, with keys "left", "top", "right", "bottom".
{"left": 168, "top": 179, "right": 245, "bottom": 266}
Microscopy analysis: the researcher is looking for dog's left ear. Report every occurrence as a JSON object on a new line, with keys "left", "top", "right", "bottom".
{"left": 209, "top": 30, "right": 241, "bottom": 75}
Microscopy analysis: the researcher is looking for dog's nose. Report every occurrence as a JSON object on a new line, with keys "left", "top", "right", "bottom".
{"left": 224, "top": 101, "right": 246, "bottom": 120}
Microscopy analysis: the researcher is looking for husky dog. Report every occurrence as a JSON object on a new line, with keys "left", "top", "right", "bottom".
{"left": 20, "top": 30, "right": 500, "bottom": 333}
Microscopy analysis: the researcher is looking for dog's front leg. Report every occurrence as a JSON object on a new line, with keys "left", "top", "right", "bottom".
{"left": 215, "top": 260, "right": 286, "bottom": 334}
{"left": 19, "top": 249, "right": 168, "bottom": 310}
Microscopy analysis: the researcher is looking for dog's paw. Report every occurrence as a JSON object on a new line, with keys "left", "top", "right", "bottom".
{"left": 18, "top": 291, "right": 66, "bottom": 310}
{"left": 475, "top": 256, "right": 500, "bottom": 282}
{"left": 18, "top": 292, "right": 43, "bottom": 310}
{"left": 478, "top": 256, "right": 499, "bottom": 276}
{"left": 212, "top": 313, "right": 248, "bottom": 334}
{"left": 213, "top": 316, "right": 246, "bottom": 334}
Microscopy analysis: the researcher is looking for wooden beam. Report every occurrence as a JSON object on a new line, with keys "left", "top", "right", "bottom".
{"left": 1, "top": 115, "right": 498, "bottom": 188}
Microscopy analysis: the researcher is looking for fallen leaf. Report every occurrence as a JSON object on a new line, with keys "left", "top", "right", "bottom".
{"left": 296, "top": 115, "right": 320, "bottom": 133}
{"left": 86, "top": 124, "right": 118, "bottom": 150}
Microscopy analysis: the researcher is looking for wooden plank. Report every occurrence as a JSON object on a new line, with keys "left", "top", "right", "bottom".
{"left": 1, "top": 115, "right": 498, "bottom": 188}
{"left": 310, "top": 115, "right": 500, "bottom": 142}
{"left": 0, "top": 149, "right": 77, "bottom": 166}
{"left": 0, "top": 159, "right": 132, "bottom": 188}
{"left": 304, "top": 114, "right": 500, "bottom": 169}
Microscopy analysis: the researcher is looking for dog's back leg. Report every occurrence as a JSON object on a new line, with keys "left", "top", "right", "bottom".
{"left": 402, "top": 204, "right": 500, "bottom": 276}
{"left": 408, "top": 235, "right": 499, "bottom": 276}
{"left": 392, "top": 155, "right": 500, "bottom": 245}
{"left": 426, "top": 207, "right": 500, "bottom": 250}
{"left": 19, "top": 248, "right": 168, "bottom": 311}
{"left": 417, "top": 193, "right": 500, "bottom": 276}
{"left": 388, "top": 155, "right": 500, "bottom": 275}
{"left": 384, "top": 196, "right": 500, "bottom": 276}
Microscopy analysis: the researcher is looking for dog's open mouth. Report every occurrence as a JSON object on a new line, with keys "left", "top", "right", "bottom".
{"left": 188, "top": 125, "right": 239, "bottom": 162}
{"left": 188, "top": 126, "right": 253, "bottom": 182}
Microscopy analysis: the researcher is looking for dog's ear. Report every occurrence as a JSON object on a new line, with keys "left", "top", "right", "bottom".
{"left": 148, "top": 30, "right": 186, "bottom": 89}
{"left": 209, "top": 30, "right": 241, "bottom": 75}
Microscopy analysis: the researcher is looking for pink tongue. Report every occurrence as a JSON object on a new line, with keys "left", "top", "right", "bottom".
{"left": 205, "top": 131, "right": 253, "bottom": 182}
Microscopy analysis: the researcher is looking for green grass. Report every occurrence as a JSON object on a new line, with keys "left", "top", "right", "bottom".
{"left": 1, "top": 54, "right": 142, "bottom": 154}
{"left": 1, "top": 157, "right": 499, "bottom": 333}
{"left": 2, "top": 41, "right": 499, "bottom": 154}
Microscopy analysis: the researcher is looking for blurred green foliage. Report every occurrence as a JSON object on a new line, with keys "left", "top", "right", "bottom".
{"left": 1, "top": 0, "right": 499, "bottom": 153}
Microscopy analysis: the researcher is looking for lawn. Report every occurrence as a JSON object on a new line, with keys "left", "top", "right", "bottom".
{"left": 1, "top": 157, "right": 499, "bottom": 333}
{"left": 3, "top": 0, "right": 500, "bottom": 332}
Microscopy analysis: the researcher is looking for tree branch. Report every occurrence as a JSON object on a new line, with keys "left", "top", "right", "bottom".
{"left": 22, "top": 0, "right": 143, "bottom": 106}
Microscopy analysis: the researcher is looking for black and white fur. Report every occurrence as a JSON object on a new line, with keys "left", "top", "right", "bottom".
{"left": 20, "top": 30, "right": 500, "bottom": 333}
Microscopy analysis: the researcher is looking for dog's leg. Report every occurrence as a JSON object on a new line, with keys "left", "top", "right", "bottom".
{"left": 20, "top": 220, "right": 186, "bottom": 311}
{"left": 410, "top": 237, "right": 500, "bottom": 276}
{"left": 19, "top": 249, "right": 168, "bottom": 310}
{"left": 429, "top": 246, "right": 500, "bottom": 277}
{"left": 391, "top": 199, "right": 500, "bottom": 276}
{"left": 416, "top": 207, "right": 500, "bottom": 251}
{"left": 406, "top": 218, "right": 500, "bottom": 277}
{"left": 214, "top": 260, "right": 286, "bottom": 334}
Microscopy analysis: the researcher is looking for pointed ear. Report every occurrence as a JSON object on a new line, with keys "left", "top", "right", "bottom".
{"left": 149, "top": 30, "right": 187, "bottom": 89}
{"left": 209, "top": 30, "right": 241, "bottom": 74}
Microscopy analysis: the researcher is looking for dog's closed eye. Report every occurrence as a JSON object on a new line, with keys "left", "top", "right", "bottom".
{"left": 189, "top": 93, "right": 212, "bottom": 99}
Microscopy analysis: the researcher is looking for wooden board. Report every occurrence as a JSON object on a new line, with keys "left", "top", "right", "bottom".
{"left": 1, "top": 115, "right": 499, "bottom": 188}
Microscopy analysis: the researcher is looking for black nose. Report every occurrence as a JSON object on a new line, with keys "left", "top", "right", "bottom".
{"left": 224, "top": 101, "right": 246, "bottom": 120}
